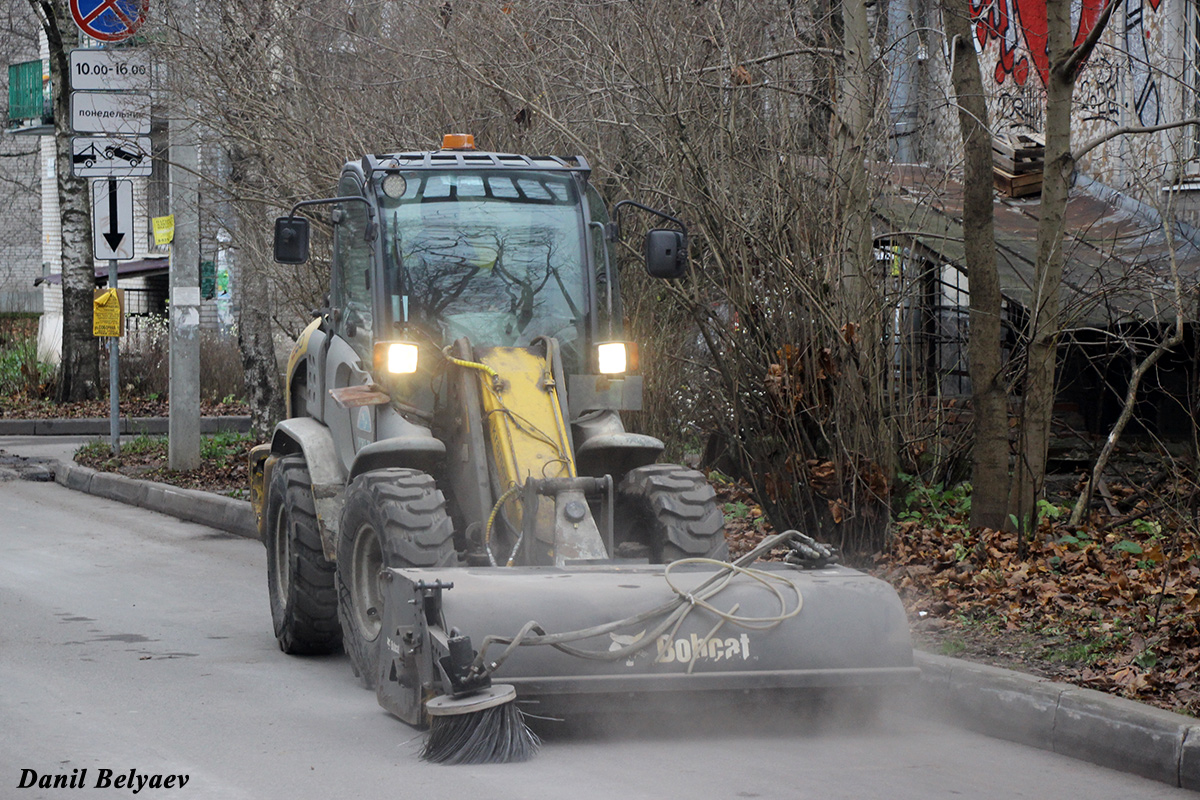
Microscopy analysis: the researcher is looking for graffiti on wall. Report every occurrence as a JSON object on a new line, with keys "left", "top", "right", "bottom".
{"left": 970, "top": 0, "right": 1162, "bottom": 128}
{"left": 994, "top": 81, "right": 1044, "bottom": 129}
{"left": 1076, "top": 54, "right": 1122, "bottom": 123}
{"left": 1123, "top": 0, "right": 1161, "bottom": 125}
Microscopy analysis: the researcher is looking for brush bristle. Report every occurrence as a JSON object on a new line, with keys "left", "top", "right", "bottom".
{"left": 421, "top": 701, "right": 540, "bottom": 765}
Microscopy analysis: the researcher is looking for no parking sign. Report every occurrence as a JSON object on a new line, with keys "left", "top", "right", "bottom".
{"left": 70, "top": 0, "right": 148, "bottom": 43}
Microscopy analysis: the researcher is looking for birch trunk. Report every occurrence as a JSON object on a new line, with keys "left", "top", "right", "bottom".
{"left": 34, "top": 0, "right": 98, "bottom": 401}
{"left": 1011, "top": 0, "right": 1074, "bottom": 542}
{"left": 943, "top": 2, "right": 1010, "bottom": 529}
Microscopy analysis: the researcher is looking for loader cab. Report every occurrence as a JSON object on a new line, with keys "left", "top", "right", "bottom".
{"left": 374, "top": 164, "right": 595, "bottom": 375}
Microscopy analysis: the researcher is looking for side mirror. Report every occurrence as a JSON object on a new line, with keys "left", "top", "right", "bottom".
{"left": 274, "top": 217, "right": 310, "bottom": 264}
{"left": 644, "top": 229, "right": 688, "bottom": 279}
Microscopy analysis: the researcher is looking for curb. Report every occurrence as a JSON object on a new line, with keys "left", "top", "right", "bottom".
{"left": 0, "top": 416, "right": 251, "bottom": 436}
{"left": 32, "top": 455, "right": 1200, "bottom": 791}
{"left": 915, "top": 651, "right": 1200, "bottom": 789}
{"left": 54, "top": 460, "right": 257, "bottom": 541}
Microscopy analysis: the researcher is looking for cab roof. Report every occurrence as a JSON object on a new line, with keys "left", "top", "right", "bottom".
{"left": 358, "top": 150, "right": 591, "bottom": 176}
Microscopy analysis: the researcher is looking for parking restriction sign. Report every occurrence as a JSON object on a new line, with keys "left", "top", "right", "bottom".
{"left": 70, "top": 0, "right": 148, "bottom": 43}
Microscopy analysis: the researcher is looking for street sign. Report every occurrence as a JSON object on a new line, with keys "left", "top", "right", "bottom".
{"left": 70, "top": 0, "right": 148, "bottom": 43}
{"left": 92, "top": 178, "right": 135, "bottom": 260}
{"left": 71, "top": 136, "right": 151, "bottom": 178}
{"left": 69, "top": 49, "right": 150, "bottom": 92}
{"left": 70, "top": 91, "right": 150, "bottom": 135}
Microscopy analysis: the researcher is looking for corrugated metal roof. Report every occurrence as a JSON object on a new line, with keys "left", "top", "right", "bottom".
{"left": 874, "top": 167, "right": 1200, "bottom": 326}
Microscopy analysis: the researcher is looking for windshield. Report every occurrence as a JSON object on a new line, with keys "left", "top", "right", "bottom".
{"left": 379, "top": 170, "right": 587, "bottom": 364}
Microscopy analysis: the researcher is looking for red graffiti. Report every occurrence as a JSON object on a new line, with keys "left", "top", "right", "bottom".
{"left": 971, "top": 0, "right": 1116, "bottom": 88}
{"left": 1016, "top": 0, "right": 1110, "bottom": 86}
{"left": 971, "top": 0, "right": 1031, "bottom": 86}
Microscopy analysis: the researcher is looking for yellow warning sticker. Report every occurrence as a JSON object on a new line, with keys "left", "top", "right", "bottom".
{"left": 152, "top": 215, "right": 175, "bottom": 246}
{"left": 93, "top": 288, "right": 125, "bottom": 337}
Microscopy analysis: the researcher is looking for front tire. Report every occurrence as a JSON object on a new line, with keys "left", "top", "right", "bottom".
{"left": 265, "top": 455, "right": 342, "bottom": 654}
{"left": 337, "top": 469, "right": 456, "bottom": 689}
{"left": 616, "top": 465, "right": 728, "bottom": 563}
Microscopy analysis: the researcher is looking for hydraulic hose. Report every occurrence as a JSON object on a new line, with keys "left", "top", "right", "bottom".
{"left": 466, "top": 530, "right": 813, "bottom": 679}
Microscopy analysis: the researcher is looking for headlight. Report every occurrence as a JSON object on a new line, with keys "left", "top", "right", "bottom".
{"left": 375, "top": 341, "right": 419, "bottom": 374}
{"left": 381, "top": 173, "right": 408, "bottom": 199}
{"left": 597, "top": 342, "right": 637, "bottom": 374}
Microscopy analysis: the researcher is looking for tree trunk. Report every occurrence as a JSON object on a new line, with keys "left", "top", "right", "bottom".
{"left": 33, "top": 0, "right": 98, "bottom": 401}
{"left": 943, "top": 2, "right": 1010, "bottom": 530}
{"left": 832, "top": 0, "right": 893, "bottom": 550}
{"left": 230, "top": 146, "right": 285, "bottom": 440}
{"left": 1010, "top": 0, "right": 1075, "bottom": 540}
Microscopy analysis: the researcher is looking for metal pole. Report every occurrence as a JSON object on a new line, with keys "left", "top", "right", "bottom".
{"left": 167, "top": 8, "right": 201, "bottom": 470}
{"left": 167, "top": 154, "right": 201, "bottom": 470}
{"left": 108, "top": 258, "right": 119, "bottom": 455}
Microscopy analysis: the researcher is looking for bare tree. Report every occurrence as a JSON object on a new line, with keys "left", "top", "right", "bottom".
{"left": 941, "top": 0, "right": 1010, "bottom": 529}
{"left": 26, "top": 0, "right": 98, "bottom": 400}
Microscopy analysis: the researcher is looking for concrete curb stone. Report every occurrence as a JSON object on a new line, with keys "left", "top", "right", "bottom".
{"left": 919, "top": 652, "right": 1065, "bottom": 752}
{"left": 56, "top": 462, "right": 94, "bottom": 493}
{"left": 89, "top": 471, "right": 149, "bottom": 507}
{"left": 915, "top": 651, "right": 1200, "bottom": 789}
{"left": 0, "top": 416, "right": 251, "bottom": 437}
{"left": 1056, "top": 686, "right": 1192, "bottom": 785}
{"left": 51, "top": 458, "right": 255, "bottom": 539}
{"left": 1182, "top": 728, "right": 1200, "bottom": 791}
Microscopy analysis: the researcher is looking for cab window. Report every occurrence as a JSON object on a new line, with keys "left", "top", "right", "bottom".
{"left": 332, "top": 175, "right": 374, "bottom": 360}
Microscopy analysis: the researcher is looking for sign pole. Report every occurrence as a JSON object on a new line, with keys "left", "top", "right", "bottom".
{"left": 66, "top": 0, "right": 147, "bottom": 459}
{"left": 108, "top": 258, "right": 119, "bottom": 456}
{"left": 168, "top": 125, "right": 201, "bottom": 470}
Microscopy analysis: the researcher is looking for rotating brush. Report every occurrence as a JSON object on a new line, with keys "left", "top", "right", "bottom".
{"left": 421, "top": 684, "right": 539, "bottom": 764}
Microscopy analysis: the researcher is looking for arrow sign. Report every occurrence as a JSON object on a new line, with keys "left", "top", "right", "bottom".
{"left": 104, "top": 179, "right": 123, "bottom": 252}
{"left": 92, "top": 178, "right": 134, "bottom": 260}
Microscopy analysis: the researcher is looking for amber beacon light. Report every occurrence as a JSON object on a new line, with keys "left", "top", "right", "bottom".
{"left": 442, "top": 133, "right": 476, "bottom": 150}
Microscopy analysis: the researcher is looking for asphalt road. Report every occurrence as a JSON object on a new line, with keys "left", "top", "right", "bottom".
{"left": 1, "top": 479, "right": 1193, "bottom": 799}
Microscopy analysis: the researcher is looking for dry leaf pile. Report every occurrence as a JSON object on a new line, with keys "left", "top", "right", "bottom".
{"left": 877, "top": 508, "right": 1200, "bottom": 715}
{"left": 0, "top": 396, "right": 247, "bottom": 419}
{"left": 718, "top": 473, "right": 1200, "bottom": 717}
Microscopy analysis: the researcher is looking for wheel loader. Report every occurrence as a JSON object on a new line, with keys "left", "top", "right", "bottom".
{"left": 249, "top": 134, "right": 915, "bottom": 742}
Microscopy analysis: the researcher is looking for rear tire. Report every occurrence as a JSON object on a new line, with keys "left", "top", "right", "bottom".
{"left": 337, "top": 469, "right": 456, "bottom": 689}
{"left": 616, "top": 465, "right": 728, "bottom": 563}
{"left": 265, "top": 455, "right": 342, "bottom": 654}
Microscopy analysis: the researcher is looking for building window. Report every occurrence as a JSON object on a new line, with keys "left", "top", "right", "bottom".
{"left": 1185, "top": 0, "right": 1200, "bottom": 168}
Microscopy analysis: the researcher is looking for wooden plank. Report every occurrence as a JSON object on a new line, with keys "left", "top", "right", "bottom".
{"left": 992, "top": 152, "right": 1045, "bottom": 173}
{"left": 994, "top": 166, "right": 1043, "bottom": 187}
{"left": 993, "top": 132, "right": 1045, "bottom": 160}
{"left": 993, "top": 167, "right": 1042, "bottom": 198}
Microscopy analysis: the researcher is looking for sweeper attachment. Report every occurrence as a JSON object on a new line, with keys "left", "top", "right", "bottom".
{"left": 377, "top": 530, "right": 914, "bottom": 763}
{"left": 250, "top": 135, "right": 916, "bottom": 765}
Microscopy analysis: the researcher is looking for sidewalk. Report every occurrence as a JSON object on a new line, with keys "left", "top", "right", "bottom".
{"left": 1, "top": 432, "right": 1198, "bottom": 791}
